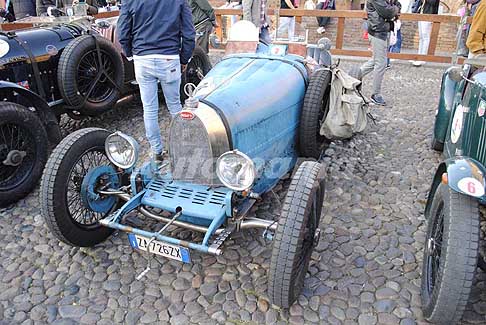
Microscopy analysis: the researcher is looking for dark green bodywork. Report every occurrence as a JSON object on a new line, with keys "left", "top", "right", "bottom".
{"left": 426, "top": 63, "right": 486, "bottom": 212}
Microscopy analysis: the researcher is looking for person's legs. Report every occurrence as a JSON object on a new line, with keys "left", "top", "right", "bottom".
{"left": 196, "top": 21, "right": 212, "bottom": 54}
{"left": 418, "top": 21, "right": 425, "bottom": 55}
{"left": 157, "top": 58, "right": 182, "bottom": 117}
{"left": 415, "top": 21, "right": 430, "bottom": 65}
{"left": 278, "top": 17, "right": 290, "bottom": 39}
{"left": 360, "top": 37, "right": 375, "bottom": 78}
{"left": 370, "top": 35, "right": 388, "bottom": 96}
{"left": 421, "top": 21, "right": 432, "bottom": 54}
{"left": 134, "top": 57, "right": 163, "bottom": 155}
{"left": 288, "top": 16, "right": 295, "bottom": 40}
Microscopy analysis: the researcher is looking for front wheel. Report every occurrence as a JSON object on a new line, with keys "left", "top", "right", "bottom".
{"left": 421, "top": 183, "right": 479, "bottom": 324}
{"left": 40, "top": 128, "right": 119, "bottom": 247}
{"left": 0, "top": 102, "right": 49, "bottom": 207}
{"left": 268, "top": 161, "right": 325, "bottom": 308}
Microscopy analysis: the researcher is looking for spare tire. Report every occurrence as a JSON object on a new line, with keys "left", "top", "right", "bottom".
{"left": 58, "top": 35, "right": 124, "bottom": 116}
{"left": 299, "top": 69, "right": 332, "bottom": 159}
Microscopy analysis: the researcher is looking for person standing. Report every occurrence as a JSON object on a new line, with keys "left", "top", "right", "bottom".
{"left": 466, "top": 0, "right": 486, "bottom": 58}
{"left": 278, "top": 0, "right": 297, "bottom": 40}
{"left": 316, "top": 0, "right": 336, "bottom": 34}
{"left": 117, "top": 0, "right": 195, "bottom": 168}
{"left": 242, "top": 0, "right": 271, "bottom": 43}
{"left": 358, "top": 0, "right": 401, "bottom": 106}
{"left": 189, "top": 0, "right": 217, "bottom": 54}
{"left": 411, "top": 0, "right": 439, "bottom": 66}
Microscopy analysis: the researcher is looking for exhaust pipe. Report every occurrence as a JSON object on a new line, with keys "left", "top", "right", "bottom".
{"left": 100, "top": 190, "right": 277, "bottom": 234}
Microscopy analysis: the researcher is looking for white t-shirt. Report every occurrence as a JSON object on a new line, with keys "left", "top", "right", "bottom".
{"left": 133, "top": 54, "right": 179, "bottom": 60}
{"left": 399, "top": 0, "right": 412, "bottom": 13}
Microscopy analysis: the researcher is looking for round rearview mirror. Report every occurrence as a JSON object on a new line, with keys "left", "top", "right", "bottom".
{"left": 449, "top": 66, "right": 464, "bottom": 82}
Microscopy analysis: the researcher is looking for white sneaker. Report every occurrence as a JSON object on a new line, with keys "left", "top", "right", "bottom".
{"left": 317, "top": 27, "right": 326, "bottom": 34}
{"left": 412, "top": 61, "right": 424, "bottom": 67}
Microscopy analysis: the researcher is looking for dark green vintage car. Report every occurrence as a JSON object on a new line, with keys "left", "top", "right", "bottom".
{"left": 421, "top": 59, "right": 486, "bottom": 324}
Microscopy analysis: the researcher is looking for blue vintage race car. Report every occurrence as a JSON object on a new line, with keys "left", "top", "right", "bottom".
{"left": 40, "top": 25, "right": 334, "bottom": 307}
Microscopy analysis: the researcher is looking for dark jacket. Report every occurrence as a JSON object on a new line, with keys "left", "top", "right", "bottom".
{"left": 366, "top": 0, "right": 400, "bottom": 41}
{"left": 411, "top": 0, "right": 439, "bottom": 14}
{"left": 189, "top": 0, "right": 216, "bottom": 26}
{"left": 117, "top": 0, "right": 195, "bottom": 65}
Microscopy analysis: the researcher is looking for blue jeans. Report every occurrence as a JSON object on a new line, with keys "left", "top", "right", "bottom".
{"left": 387, "top": 29, "right": 402, "bottom": 65}
{"left": 134, "top": 57, "right": 182, "bottom": 155}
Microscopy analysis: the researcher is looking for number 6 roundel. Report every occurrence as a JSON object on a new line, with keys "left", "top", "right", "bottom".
{"left": 457, "top": 177, "right": 485, "bottom": 197}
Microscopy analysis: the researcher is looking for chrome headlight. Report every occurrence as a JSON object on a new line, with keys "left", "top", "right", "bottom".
{"left": 216, "top": 150, "right": 256, "bottom": 191}
{"left": 105, "top": 131, "right": 139, "bottom": 169}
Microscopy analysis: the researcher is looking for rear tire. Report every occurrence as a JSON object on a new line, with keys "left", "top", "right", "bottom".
{"left": 268, "top": 161, "right": 325, "bottom": 308}
{"left": 40, "top": 128, "right": 116, "bottom": 247}
{"left": 299, "top": 69, "right": 331, "bottom": 159}
{"left": 0, "top": 102, "right": 48, "bottom": 207}
{"left": 58, "top": 35, "right": 124, "bottom": 116}
{"left": 421, "top": 183, "right": 479, "bottom": 324}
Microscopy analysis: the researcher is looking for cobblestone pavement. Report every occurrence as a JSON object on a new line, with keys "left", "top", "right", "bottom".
{"left": 1, "top": 57, "right": 486, "bottom": 325}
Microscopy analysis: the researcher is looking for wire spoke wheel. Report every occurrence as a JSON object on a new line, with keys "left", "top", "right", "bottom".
{"left": 0, "top": 123, "right": 36, "bottom": 191}
{"left": 186, "top": 54, "right": 205, "bottom": 85}
{"left": 0, "top": 103, "right": 48, "bottom": 207}
{"left": 76, "top": 50, "right": 116, "bottom": 104}
{"left": 65, "top": 149, "right": 113, "bottom": 227}
{"left": 424, "top": 202, "right": 444, "bottom": 296}
{"left": 41, "top": 128, "right": 117, "bottom": 247}
{"left": 420, "top": 183, "right": 480, "bottom": 324}
{"left": 58, "top": 35, "right": 124, "bottom": 116}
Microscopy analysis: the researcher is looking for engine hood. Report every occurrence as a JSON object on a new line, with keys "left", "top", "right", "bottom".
{"left": 194, "top": 53, "right": 307, "bottom": 153}
{"left": 190, "top": 53, "right": 308, "bottom": 193}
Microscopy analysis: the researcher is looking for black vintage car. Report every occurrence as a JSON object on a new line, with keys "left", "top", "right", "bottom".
{"left": 0, "top": 15, "right": 211, "bottom": 207}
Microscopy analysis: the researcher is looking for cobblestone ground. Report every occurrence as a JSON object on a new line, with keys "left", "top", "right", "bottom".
{"left": 1, "top": 57, "right": 486, "bottom": 325}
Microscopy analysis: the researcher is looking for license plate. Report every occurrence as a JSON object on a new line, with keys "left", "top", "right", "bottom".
{"left": 128, "top": 234, "right": 191, "bottom": 263}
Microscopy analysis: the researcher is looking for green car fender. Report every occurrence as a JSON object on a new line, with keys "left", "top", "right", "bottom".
{"left": 425, "top": 157, "right": 486, "bottom": 219}
{"left": 433, "top": 66, "right": 470, "bottom": 144}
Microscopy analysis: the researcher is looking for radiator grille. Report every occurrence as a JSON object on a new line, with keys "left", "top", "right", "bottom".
{"left": 168, "top": 114, "right": 216, "bottom": 185}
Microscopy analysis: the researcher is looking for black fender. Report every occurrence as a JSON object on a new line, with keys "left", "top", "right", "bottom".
{"left": 0, "top": 81, "right": 61, "bottom": 145}
{"left": 425, "top": 157, "right": 486, "bottom": 219}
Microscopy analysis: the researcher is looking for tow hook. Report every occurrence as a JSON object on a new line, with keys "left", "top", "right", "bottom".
{"left": 2, "top": 150, "right": 27, "bottom": 167}
{"left": 313, "top": 229, "right": 321, "bottom": 248}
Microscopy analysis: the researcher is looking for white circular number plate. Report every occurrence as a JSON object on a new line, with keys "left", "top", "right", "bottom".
{"left": 0, "top": 40, "right": 10, "bottom": 58}
{"left": 457, "top": 177, "right": 485, "bottom": 197}
{"left": 450, "top": 105, "right": 464, "bottom": 144}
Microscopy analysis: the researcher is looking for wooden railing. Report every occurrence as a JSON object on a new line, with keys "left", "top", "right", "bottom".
{"left": 215, "top": 9, "right": 473, "bottom": 64}
{"left": 0, "top": 9, "right": 471, "bottom": 64}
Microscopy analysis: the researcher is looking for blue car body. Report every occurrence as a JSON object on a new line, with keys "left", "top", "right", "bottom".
{"left": 101, "top": 50, "right": 311, "bottom": 255}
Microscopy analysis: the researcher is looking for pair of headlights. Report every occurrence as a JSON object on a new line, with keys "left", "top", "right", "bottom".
{"left": 105, "top": 132, "right": 256, "bottom": 191}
